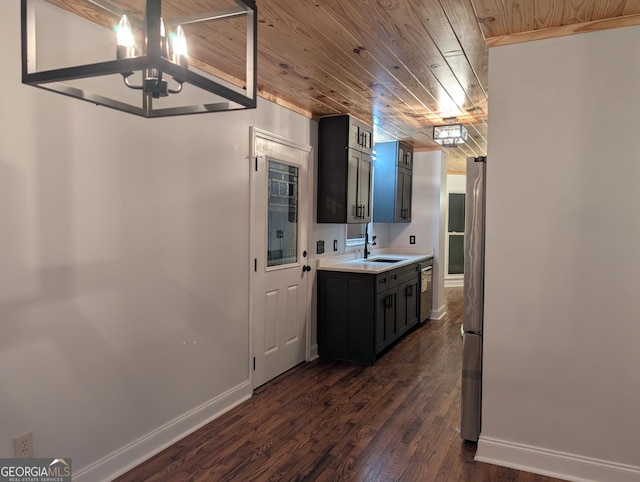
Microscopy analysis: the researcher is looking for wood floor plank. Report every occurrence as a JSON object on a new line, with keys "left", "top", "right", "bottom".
{"left": 115, "top": 287, "right": 565, "bottom": 482}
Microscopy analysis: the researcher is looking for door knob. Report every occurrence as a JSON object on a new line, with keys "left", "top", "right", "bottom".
{"left": 302, "top": 265, "right": 312, "bottom": 272}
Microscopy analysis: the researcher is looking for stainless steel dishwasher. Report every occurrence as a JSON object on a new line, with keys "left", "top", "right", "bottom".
{"left": 419, "top": 258, "right": 433, "bottom": 322}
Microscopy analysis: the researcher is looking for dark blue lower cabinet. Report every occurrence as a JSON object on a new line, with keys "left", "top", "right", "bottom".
{"left": 317, "top": 263, "right": 420, "bottom": 365}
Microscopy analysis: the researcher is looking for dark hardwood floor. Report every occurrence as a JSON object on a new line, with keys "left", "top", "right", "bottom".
{"left": 116, "top": 287, "right": 563, "bottom": 481}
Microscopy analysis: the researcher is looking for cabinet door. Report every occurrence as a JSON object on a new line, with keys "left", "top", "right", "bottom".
{"left": 346, "top": 149, "right": 360, "bottom": 223}
{"left": 361, "top": 125, "right": 373, "bottom": 152}
{"left": 318, "top": 274, "right": 349, "bottom": 356}
{"left": 398, "top": 142, "right": 412, "bottom": 168}
{"left": 386, "top": 289, "right": 399, "bottom": 344}
{"left": 398, "top": 278, "right": 420, "bottom": 335}
{"left": 376, "top": 290, "right": 397, "bottom": 353}
{"left": 403, "top": 148, "right": 413, "bottom": 167}
{"left": 375, "top": 292, "right": 387, "bottom": 353}
{"left": 349, "top": 118, "right": 372, "bottom": 152}
{"left": 402, "top": 168, "right": 412, "bottom": 221}
{"left": 406, "top": 277, "right": 420, "bottom": 328}
{"left": 358, "top": 152, "right": 372, "bottom": 223}
{"left": 345, "top": 277, "right": 376, "bottom": 362}
{"left": 395, "top": 167, "right": 412, "bottom": 222}
{"left": 318, "top": 272, "right": 376, "bottom": 365}
{"left": 397, "top": 281, "right": 408, "bottom": 335}
{"left": 349, "top": 119, "right": 361, "bottom": 151}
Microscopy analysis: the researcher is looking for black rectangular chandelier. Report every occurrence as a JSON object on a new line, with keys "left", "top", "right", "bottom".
{"left": 21, "top": 0, "right": 257, "bottom": 117}
{"left": 433, "top": 123, "right": 468, "bottom": 148}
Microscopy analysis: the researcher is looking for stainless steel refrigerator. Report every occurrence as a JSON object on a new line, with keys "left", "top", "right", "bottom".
{"left": 461, "top": 155, "right": 486, "bottom": 442}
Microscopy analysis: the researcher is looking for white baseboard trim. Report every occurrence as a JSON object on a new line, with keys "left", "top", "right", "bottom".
{"left": 476, "top": 436, "right": 640, "bottom": 482}
{"left": 431, "top": 304, "right": 447, "bottom": 320}
{"left": 74, "top": 380, "right": 253, "bottom": 482}
{"left": 445, "top": 278, "right": 463, "bottom": 287}
{"left": 309, "top": 343, "right": 319, "bottom": 361}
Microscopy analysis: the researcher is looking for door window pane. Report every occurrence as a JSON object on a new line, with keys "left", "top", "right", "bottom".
{"left": 267, "top": 160, "right": 298, "bottom": 267}
{"left": 448, "top": 193, "right": 465, "bottom": 233}
{"left": 449, "top": 235, "right": 464, "bottom": 274}
{"left": 447, "top": 192, "right": 465, "bottom": 275}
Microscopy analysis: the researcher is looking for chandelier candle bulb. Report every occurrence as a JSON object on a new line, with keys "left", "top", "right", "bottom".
{"left": 159, "top": 18, "right": 170, "bottom": 59}
{"left": 171, "top": 25, "right": 189, "bottom": 68}
{"left": 115, "top": 15, "right": 135, "bottom": 59}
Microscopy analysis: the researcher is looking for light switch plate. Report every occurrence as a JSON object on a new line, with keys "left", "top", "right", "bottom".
{"left": 316, "top": 240, "right": 325, "bottom": 254}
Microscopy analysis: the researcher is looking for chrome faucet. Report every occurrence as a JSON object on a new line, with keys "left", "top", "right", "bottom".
{"left": 364, "top": 225, "right": 377, "bottom": 259}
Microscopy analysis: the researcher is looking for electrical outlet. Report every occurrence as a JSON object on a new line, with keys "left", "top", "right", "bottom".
{"left": 409, "top": 235, "right": 416, "bottom": 244}
{"left": 14, "top": 432, "right": 34, "bottom": 458}
{"left": 316, "top": 240, "right": 325, "bottom": 254}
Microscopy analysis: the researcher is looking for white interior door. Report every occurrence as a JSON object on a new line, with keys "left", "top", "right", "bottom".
{"left": 251, "top": 129, "right": 311, "bottom": 388}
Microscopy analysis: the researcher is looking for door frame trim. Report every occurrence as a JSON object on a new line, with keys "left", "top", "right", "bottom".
{"left": 248, "top": 127, "right": 313, "bottom": 390}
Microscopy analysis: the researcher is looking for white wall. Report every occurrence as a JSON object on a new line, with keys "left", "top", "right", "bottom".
{"left": 447, "top": 174, "right": 465, "bottom": 192}
{"left": 478, "top": 26, "right": 640, "bottom": 481}
{"left": 0, "top": 2, "right": 314, "bottom": 479}
{"left": 389, "top": 150, "right": 446, "bottom": 318}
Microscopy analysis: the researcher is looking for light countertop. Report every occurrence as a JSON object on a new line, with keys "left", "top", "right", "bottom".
{"left": 316, "top": 249, "right": 433, "bottom": 274}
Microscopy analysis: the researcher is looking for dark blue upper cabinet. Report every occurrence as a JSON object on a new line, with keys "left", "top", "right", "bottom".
{"left": 373, "top": 141, "right": 413, "bottom": 223}
{"left": 317, "top": 115, "right": 373, "bottom": 224}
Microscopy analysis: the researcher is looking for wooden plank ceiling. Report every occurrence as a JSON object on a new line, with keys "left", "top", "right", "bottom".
{"left": 45, "top": 0, "right": 640, "bottom": 173}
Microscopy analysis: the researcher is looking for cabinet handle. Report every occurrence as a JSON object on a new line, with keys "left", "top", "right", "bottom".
{"left": 391, "top": 274, "right": 397, "bottom": 280}
{"left": 407, "top": 285, "right": 413, "bottom": 297}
